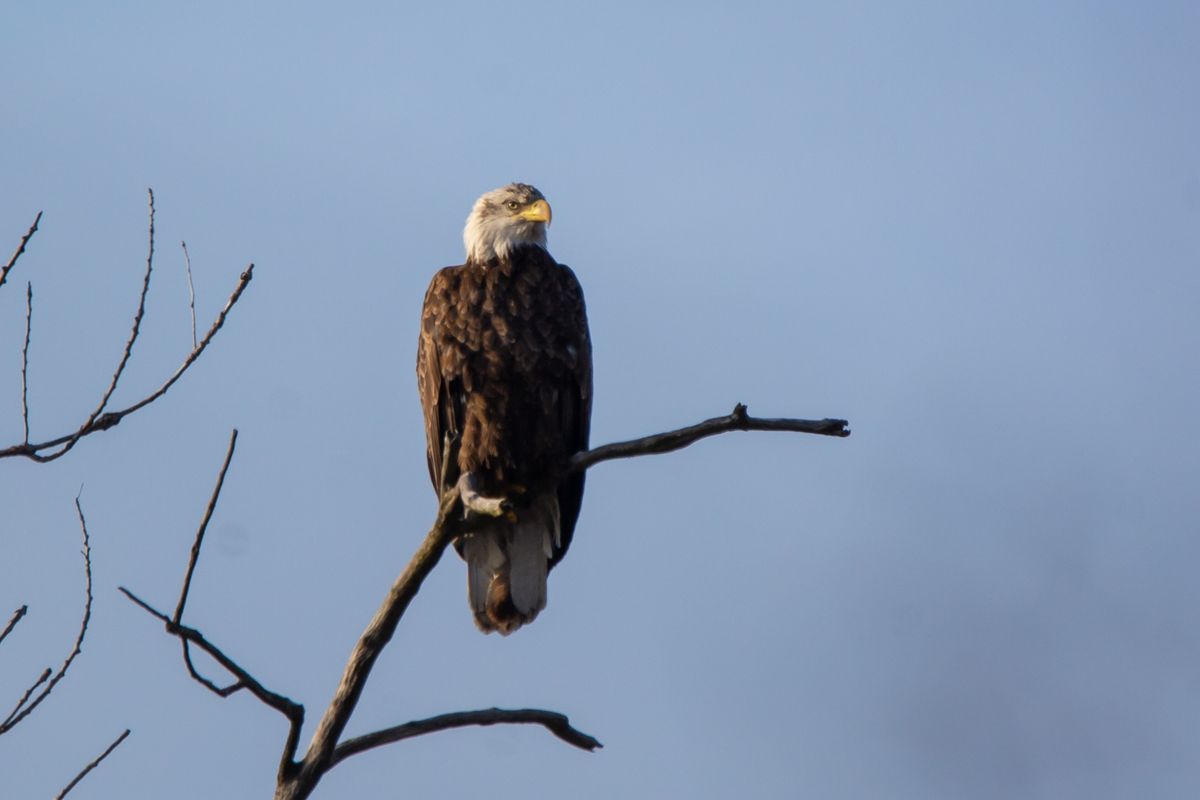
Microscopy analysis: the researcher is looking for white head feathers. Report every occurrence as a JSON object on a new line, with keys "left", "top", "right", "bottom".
{"left": 463, "top": 183, "right": 551, "bottom": 263}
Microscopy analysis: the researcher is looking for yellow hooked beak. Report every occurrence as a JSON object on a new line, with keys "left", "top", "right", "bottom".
{"left": 518, "top": 198, "right": 552, "bottom": 224}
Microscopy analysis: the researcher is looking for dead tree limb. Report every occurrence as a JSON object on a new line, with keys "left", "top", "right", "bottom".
{"left": 123, "top": 403, "right": 847, "bottom": 800}
{"left": 21, "top": 283, "right": 32, "bottom": 443}
{"left": 0, "top": 497, "right": 94, "bottom": 735}
{"left": 0, "top": 196, "right": 254, "bottom": 463}
{"left": 180, "top": 241, "right": 199, "bottom": 350}
{"left": 0, "top": 211, "right": 41, "bottom": 291}
{"left": 330, "top": 708, "right": 602, "bottom": 767}
{"left": 175, "top": 429, "right": 238, "bottom": 625}
{"left": 119, "top": 588, "right": 305, "bottom": 735}
{"left": 0, "top": 606, "right": 27, "bottom": 648}
{"left": 0, "top": 501, "right": 124, "bottom": 793}
{"left": 570, "top": 402, "right": 849, "bottom": 473}
{"left": 2, "top": 200, "right": 248, "bottom": 796}
{"left": 54, "top": 728, "right": 131, "bottom": 800}
{"left": 119, "top": 430, "right": 305, "bottom": 783}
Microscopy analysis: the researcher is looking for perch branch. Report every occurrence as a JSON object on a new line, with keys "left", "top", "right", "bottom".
{"left": 570, "top": 402, "right": 849, "bottom": 473}
{"left": 135, "top": 404, "right": 846, "bottom": 800}
{"left": 284, "top": 486, "right": 467, "bottom": 795}
{"left": 0, "top": 496, "right": 94, "bottom": 734}
{"left": 1, "top": 211, "right": 41, "bottom": 291}
{"left": 54, "top": 729, "right": 131, "bottom": 800}
{"left": 330, "top": 707, "right": 601, "bottom": 768}
{"left": 281, "top": 405, "right": 837, "bottom": 796}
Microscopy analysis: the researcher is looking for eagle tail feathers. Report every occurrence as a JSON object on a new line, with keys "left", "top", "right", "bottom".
{"left": 462, "top": 493, "right": 559, "bottom": 635}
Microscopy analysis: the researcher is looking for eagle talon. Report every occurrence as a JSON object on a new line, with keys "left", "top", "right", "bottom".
{"left": 505, "top": 510, "right": 519, "bottom": 523}
{"left": 457, "top": 473, "right": 511, "bottom": 518}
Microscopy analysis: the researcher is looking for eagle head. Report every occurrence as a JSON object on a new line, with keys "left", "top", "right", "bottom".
{"left": 463, "top": 182, "right": 552, "bottom": 264}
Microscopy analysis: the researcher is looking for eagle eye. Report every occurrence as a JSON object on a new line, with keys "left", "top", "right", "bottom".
{"left": 505, "top": 200, "right": 520, "bottom": 211}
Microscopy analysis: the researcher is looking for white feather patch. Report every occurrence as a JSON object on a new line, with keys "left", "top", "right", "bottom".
{"left": 462, "top": 185, "right": 549, "bottom": 263}
{"left": 507, "top": 493, "right": 559, "bottom": 616}
{"left": 462, "top": 528, "right": 505, "bottom": 622}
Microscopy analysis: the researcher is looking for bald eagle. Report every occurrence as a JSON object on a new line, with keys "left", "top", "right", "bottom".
{"left": 417, "top": 183, "right": 592, "bottom": 634}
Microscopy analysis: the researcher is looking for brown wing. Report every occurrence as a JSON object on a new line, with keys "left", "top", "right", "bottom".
{"left": 550, "top": 263, "right": 592, "bottom": 568}
{"left": 416, "top": 265, "right": 462, "bottom": 496}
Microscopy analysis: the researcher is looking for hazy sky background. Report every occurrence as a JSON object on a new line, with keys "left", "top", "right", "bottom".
{"left": 2, "top": 2, "right": 1198, "bottom": 798}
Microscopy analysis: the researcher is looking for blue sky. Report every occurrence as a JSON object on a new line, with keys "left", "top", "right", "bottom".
{"left": 2, "top": 2, "right": 1199, "bottom": 798}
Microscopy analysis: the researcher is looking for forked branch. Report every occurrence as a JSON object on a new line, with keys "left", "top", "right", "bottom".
{"left": 120, "top": 430, "right": 305, "bottom": 782}
{"left": 0, "top": 497, "right": 94, "bottom": 735}
{"left": 127, "top": 404, "right": 848, "bottom": 800}
{"left": 1, "top": 194, "right": 253, "bottom": 463}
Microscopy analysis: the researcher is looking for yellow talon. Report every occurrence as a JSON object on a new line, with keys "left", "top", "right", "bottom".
{"left": 505, "top": 510, "right": 519, "bottom": 523}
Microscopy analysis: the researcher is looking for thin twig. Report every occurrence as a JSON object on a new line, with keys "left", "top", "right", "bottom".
{"left": 0, "top": 497, "right": 94, "bottom": 734}
{"left": 569, "top": 402, "right": 850, "bottom": 473}
{"left": 1, "top": 211, "right": 42, "bottom": 290}
{"left": 119, "top": 434, "right": 304, "bottom": 779}
{"left": 3, "top": 668, "right": 51, "bottom": 729}
{"left": 174, "top": 429, "right": 238, "bottom": 624}
{"left": 54, "top": 728, "right": 131, "bottom": 800}
{"left": 22, "top": 282, "right": 32, "bottom": 443}
{"left": 37, "top": 189, "right": 156, "bottom": 461}
{"left": 0, "top": 606, "right": 28, "bottom": 647}
{"left": 0, "top": 263, "right": 254, "bottom": 463}
{"left": 331, "top": 708, "right": 601, "bottom": 767}
{"left": 123, "top": 587, "right": 242, "bottom": 696}
{"left": 120, "top": 587, "right": 304, "bottom": 724}
{"left": 181, "top": 240, "right": 198, "bottom": 349}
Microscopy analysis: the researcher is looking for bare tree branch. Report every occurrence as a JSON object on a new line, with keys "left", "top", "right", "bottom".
{"left": 0, "top": 496, "right": 94, "bottom": 734}
{"left": 175, "top": 429, "right": 238, "bottom": 625}
{"left": 181, "top": 240, "right": 198, "bottom": 349}
{"left": 0, "top": 211, "right": 41, "bottom": 291}
{"left": 4, "top": 668, "right": 51, "bottom": 727}
{"left": 287, "top": 405, "right": 838, "bottom": 798}
{"left": 119, "top": 587, "right": 304, "bottom": 723}
{"left": 90, "top": 187, "right": 157, "bottom": 422}
{"left": 3, "top": 202, "right": 246, "bottom": 794}
{"left": 22, "top": 282, "right": 32, "bottom": 444}
{"left": 119, "top": 429, "right": 305, "bottom": 781}
{"left": 131, "top": 404, "right": 846, "bottom": 800}
{"left": 330, "top": 708, "right": 601, "bottom": 767}
{"left": 54, "top": 729, "right": 131, "bottom": 800}
{"left": 570, "top": 402, "right": 849, "bottom": 473}
{"left": 283, "top": 488, "right": 466, "bottom": 795}
{"left": 23, "top": 189, "right": 156, "bottom": 462}
{"left": 0, "top": 263, "right": 253, "bottom": 463}
{"left": 2, "top": 195, "right": 253, "bottom": 463}
{"left": 0, "top": 606, "right": 27, "bottom": 648}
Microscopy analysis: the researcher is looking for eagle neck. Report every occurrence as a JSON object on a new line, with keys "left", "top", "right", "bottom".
{"left": 468, "top": 244, "right": 552, "bottom": 274}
